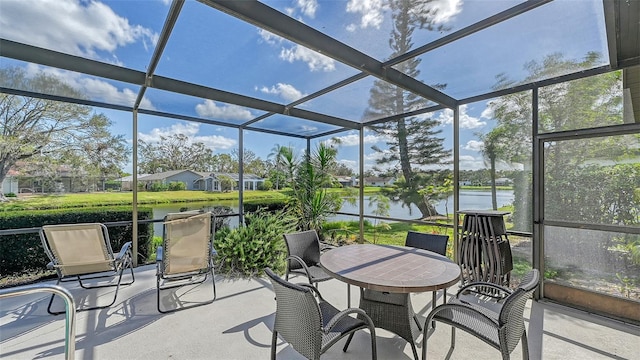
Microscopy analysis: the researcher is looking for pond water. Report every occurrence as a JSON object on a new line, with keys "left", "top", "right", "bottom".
{"left": 149, "top": 189, "right": 514, "bottom": 235}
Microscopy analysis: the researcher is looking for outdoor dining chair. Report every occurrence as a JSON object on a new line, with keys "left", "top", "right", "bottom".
{"left": 422, "top": 269, "right": 540, "bottom": 360}
{"left": 405, "top": 231, "right": 450, "bottom": 326}
{"left": 264, "top": 267, "right": 377, "bottom": 360}
{"left": 39, "top": 223, "right": 135, "bottom": 315}
{"left": 283, "top": 230, "right": 333, "bottom": 287}
{"left": 156, "top": 211, "right": 217, "bottom": 313}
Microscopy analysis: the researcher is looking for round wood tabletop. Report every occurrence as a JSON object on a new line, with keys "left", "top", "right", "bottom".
{"left": 320, "top": 244, "right": 461, "bottom": 293}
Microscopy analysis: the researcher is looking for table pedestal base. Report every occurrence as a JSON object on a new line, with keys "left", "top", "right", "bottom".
{"left": 354, "top": 289, "right": 421, "bottom": 360}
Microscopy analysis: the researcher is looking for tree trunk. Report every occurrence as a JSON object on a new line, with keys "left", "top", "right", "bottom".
{"left": 490, "top": 155, "right": 498, "bottom": 210}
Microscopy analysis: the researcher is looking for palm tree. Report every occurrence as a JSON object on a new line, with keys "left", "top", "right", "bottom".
{"left": 268, "top": 144, "right": 297, "bottom": 190}
{"left": 479, "top": 128, "right": 508, "bottom": 210}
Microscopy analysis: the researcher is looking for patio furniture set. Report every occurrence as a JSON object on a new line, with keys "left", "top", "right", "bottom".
{"left": 282, "top": 228, "right": 539, "bottom": 360}
{"left": 36, "top": 211, "right": 539, "bottom": 360}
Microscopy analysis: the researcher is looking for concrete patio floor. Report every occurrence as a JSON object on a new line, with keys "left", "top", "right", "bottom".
{"left": 1, "top": 264, "right": 638, "bottom": 360}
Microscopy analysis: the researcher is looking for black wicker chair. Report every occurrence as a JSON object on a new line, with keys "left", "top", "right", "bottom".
{"left": 422, "top": 269, "right": 540, "bottom": 360}
{"left": 283, "top": 230, "right": 333, "bottom": 287}
{"left": 265, "top": 267, "right": 377, "bottom": 360}
{"left": 405, "top": 231, "right": 450, "bottom": 313}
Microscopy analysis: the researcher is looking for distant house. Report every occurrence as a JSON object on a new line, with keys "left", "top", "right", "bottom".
{"left": 494, "top": 178, "right": 513, "bottom": 186}
{"left": 1, "top": 169, "right": 19, "bottom": 194}
{"left": 139, "top": 170, "right": 203, "bottom": 190}
{"left": 335, "top": 176, "right": 355, "bottom": 187}
{"left": 363, "top": 177, "right": 395, "bottom": 187}
{"left": 117, "top": 174, "right": 151, "bottom": 191}
{"left": 196, "top": 173, "right": 265, "bottom": 191}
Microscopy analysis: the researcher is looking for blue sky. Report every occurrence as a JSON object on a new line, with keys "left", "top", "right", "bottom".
{"left": 0, "top": 0, "right": 609, "bottom": 174}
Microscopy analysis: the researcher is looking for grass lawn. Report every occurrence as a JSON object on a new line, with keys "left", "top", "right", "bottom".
{"left": 0, "top": 187, "right": 382, "bottom": 211}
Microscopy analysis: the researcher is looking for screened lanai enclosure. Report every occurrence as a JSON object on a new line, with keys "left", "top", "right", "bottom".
{"left": 0, "top": 0, "right": 639, "bottom": 328}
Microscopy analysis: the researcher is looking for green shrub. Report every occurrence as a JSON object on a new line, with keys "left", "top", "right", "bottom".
{"left": 243, "top": 199, "right": 287, "bottom": 213}
{"left": 4, "top": 193, "right": 16, "bottom": 198}
{"left": 168, "top": 181, "right": 186, "bottom": 191}
{"left": 0, "top": 207, "right": 153, "bottom": 277}
{"left": 215, "top": 209, "right": 296, "bottom": 277}
{"left": 259, "top": 179, "right": 273, "bottom": 191}
{"left": 149, "top": 182, "right": 168, "bottom": 192}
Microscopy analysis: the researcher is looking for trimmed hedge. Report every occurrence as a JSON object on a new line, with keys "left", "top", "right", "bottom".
{"left": 0, "top": 207, "right": 153, "bottom": 276}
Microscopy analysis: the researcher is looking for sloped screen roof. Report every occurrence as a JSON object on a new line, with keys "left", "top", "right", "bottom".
{"left": 0, "top": 0, "right": 625, "bottom": 138}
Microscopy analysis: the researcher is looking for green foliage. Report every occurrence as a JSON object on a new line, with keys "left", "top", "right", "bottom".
{"left": 149, "top": 182, "right": 168, "bottom": 192}
{"left": 218, "top": 175, "right": 235, "bottom": 191}
{"left": 4, "top": 193, "right": 16, "bottom": 198}
{"left": 243, "top": 199, "right": 286, "bottom": 213}
{"left": 369, "top": 194, "right": 391, "bottom": 244}
{"left": 259, "top": 179, "right": 273, "bottom": 191}
{"left": 545, "top": 163, "right": 639, "bottom": 226}
{"left": 167, "top": 181, "right": 186, "bottom": 191}
{"left": 214, "top": 209, "right": 296, "bottom": 277}
{"left": 288, "top": 143, "right": 343, "bottom": 233}
{"left": 0, "top": 207, "right": 153, "bottom": 276}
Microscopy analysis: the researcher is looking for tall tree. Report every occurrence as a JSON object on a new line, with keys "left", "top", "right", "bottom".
{"left": 365, "top": 0, "right": 451, "bottom": 218}
{"left": 478, "top": 127, "right": 509, "bottom": 210}
{"left": 138, "top": 133, "right": 214, "bottom": 173}
{"left": 0, "top": 67, "right": 127, "bottom": 198}
{"left": 488, "top": 53, "right": 636, "bottom": 230}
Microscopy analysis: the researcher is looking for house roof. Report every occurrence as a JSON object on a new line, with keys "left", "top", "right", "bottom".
{"left": 139, "top": 170, "right": 201, "bottom": 181}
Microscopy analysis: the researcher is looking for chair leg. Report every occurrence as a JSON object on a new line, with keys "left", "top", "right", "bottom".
{"left": 211, "top": 265, "right": 217, "bottom": 301}
{"left": 422, "top": 324, "right": 429, "bottom": 360}
{"left": 47, "top": 279, "right": 64, "bottom": 315}
{"left": 521, "top": 330, "right": 530, "bottom": 360}
{"left": 271, "top": 330, "right": 278, "bottom": 360}
{"left": 450, "top": 326, "right": 456, "bottom": 354}
{"left": 370, "top": 328, "right": 377, "bottom": 360}
{"left": 409, "top": 340, "right": 419, "bottom": 360}
{"left": 343, "top": 332, "right": 355, "bottom": 352}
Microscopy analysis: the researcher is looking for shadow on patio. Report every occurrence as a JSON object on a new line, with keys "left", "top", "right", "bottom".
{"left": 1, "top": 265, "right": 638, "bottom": 360}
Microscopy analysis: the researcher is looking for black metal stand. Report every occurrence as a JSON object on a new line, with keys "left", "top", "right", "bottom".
{"left": 458, "top": 210, "right": 513, "bottom": 287}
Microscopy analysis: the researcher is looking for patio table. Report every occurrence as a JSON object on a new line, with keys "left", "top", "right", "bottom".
{"left": 320, "top": 244, "right": 461, "bottom": 360}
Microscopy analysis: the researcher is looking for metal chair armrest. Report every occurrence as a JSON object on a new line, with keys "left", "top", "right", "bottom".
{"left": 115, "top": 241, "right": 133, "bottom": 261}
{"left": 156, "top": 246, "right": 164, "bottom": 262}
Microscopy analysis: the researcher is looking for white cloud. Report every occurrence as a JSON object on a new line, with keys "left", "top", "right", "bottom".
{"left": 346, "top": 23, "right": 358, "bottom": 32}
{"left": 338, "top": 159, "right": 357, "bottom": 171}
{"left": 480, "top": 104, "right": 494, "bottom": 119}
{"left": 435, "top": 105, "right": 486, "bottom": 129}
{"left": 195, "top": 100, "right": 254, "bottom": 121}
{"left": 463, "top": 140, "right": 484, "bottom": 152}
{"left": 139, "top": 122, "right": 236, "bottom": 151}
{"left": 459, "top": 155, "right": 485, "bottom": 170}
{"left": 328, "top": 134, "right": 386, "bottom": 147}
{"left": 280, "top": 45, "right": 336, "bottom": 72}
{"left": 257, "top": 28, "right": 336, "bottom": 72}
{"left": 25, "top": 64, "right": 155, "bottom": 109}
{"left": 260, "top": 83, "right": 306, "bottom": 102}
{"left": 346, "top": 0, "right": 386, "bottom": 30}
{"left": 258, "top": 29, "right": 282, "bottom": 45}
{"left": 295, "top": 0, "right": 318, "bottom": 18}
{"left": 410, "top": 0, "right": 462, "bottom": 25}
{"left": 0, "top": 0, "right": 158, "bottom": 63}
